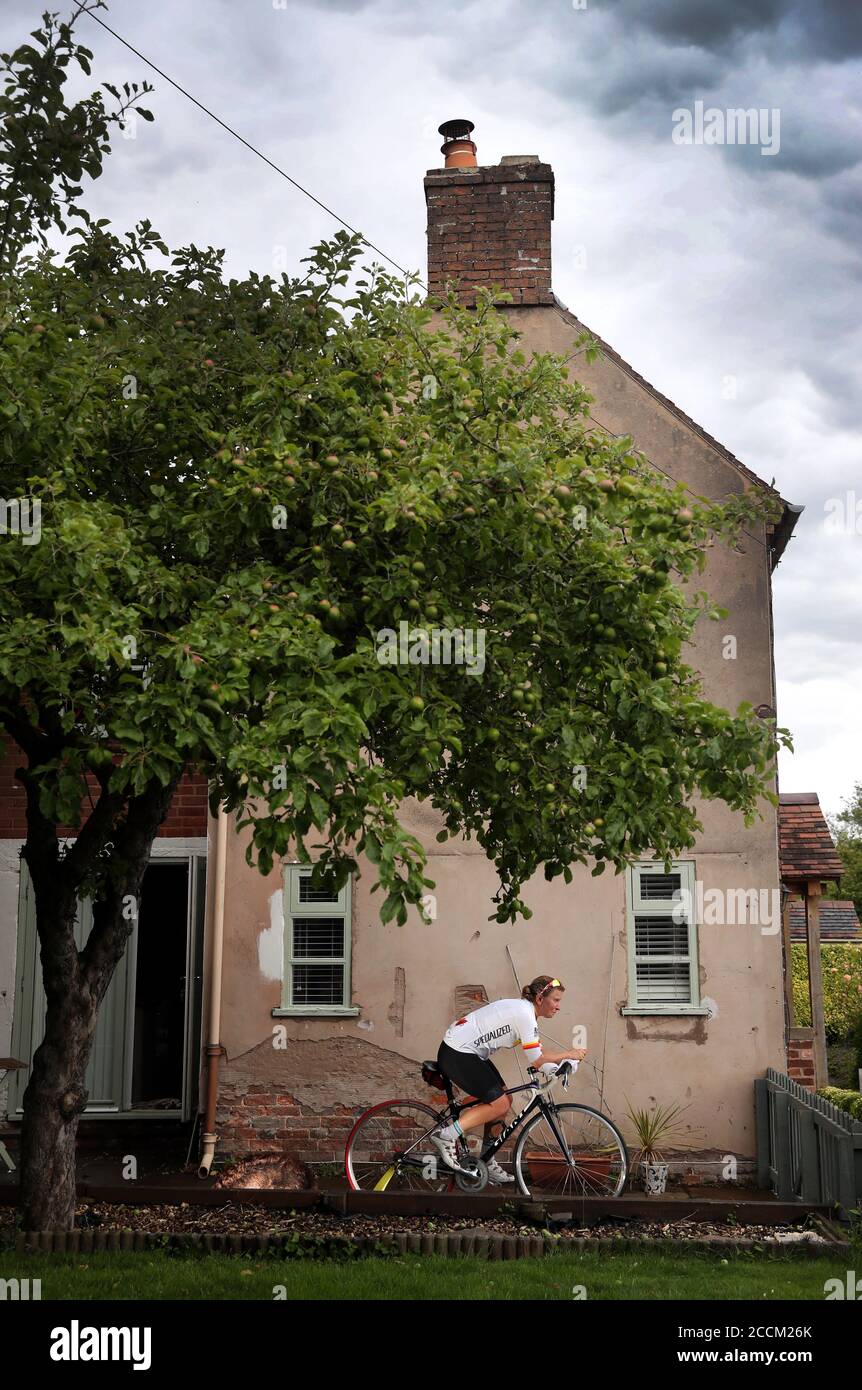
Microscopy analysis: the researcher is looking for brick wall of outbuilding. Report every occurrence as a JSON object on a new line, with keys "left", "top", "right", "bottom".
{"left": 0, "top": 736, "right": 208, "bottom": 838}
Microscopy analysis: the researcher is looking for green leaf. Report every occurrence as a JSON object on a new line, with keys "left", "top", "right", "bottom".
{"left": 380, "top": 891, "right": 401, "bottom": 925}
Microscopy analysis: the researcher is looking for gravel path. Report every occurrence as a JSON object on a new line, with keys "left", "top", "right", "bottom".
{"left": 0, "top": 1202, "right": 832, "bottom": 1245}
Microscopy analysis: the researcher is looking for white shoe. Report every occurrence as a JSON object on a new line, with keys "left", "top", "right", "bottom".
{"left": 486, "top": 1155, "right": 514, "bottom": 1184}
{"left": 430, "top": 1131, "right": 460, "bottom": 1172}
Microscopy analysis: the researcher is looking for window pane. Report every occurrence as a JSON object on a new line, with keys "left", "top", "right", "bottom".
{"left": 298, "top": 876, "right": 340, "bottom": 904}
{"left": 639, "top": 872, "right": 682, "bottom": 900}
{"left": 635, "top": 962, "right": 691, "bottom": 1002}
{"left": 634, "top": 916, "right": 689, "bottom": 957}
{"left": 292, "top": 964, "right": 344, "bottom": 1006}
{"left": 292, "top": 916, "right": 344, "bottom": 958}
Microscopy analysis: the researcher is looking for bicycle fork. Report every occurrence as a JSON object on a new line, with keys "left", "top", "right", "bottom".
{"left": 538, "top": 1102, "right": 578, "bottom": 1169}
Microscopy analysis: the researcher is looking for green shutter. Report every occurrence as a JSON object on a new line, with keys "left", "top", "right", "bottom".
{"left": 624, "top": 860, "right": 703, "bottom": 1014}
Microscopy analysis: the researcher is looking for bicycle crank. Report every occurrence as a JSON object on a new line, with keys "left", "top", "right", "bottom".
{"left": 454, "top": 1157, "right": 488, "bottom": 1192}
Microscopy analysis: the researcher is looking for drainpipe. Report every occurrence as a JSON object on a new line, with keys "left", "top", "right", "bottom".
{"left": 198, "top": 804, "right": 227, "bottom": 1178}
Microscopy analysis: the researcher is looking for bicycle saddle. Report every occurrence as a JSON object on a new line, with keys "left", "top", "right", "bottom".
{"left": 421, "top": 1061, "right": 447, "bottom": 1090}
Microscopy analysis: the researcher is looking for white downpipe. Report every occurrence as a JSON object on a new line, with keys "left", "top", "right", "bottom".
{"left": 198, "top": 804, "right": 227, "bottom": 1178}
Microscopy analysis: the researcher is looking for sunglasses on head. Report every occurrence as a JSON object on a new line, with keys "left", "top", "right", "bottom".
{"left": 539, "top": 979, "right": 562, "bottom": 997}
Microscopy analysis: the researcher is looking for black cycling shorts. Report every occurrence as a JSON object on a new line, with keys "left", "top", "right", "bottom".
{"left": 437, "top": 1040, "right": 506, "bottom": 1102}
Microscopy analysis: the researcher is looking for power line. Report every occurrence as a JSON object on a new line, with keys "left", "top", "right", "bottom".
{"left": 83, "top": 9, "right": 422, "bottom": 285}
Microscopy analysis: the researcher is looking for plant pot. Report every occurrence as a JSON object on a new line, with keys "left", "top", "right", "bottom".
{"left": 526, "top": 1150, "right": 613, "bottom": 1189}
{"left": 640, "top": 1160, "right": 669, "bottom": 1194}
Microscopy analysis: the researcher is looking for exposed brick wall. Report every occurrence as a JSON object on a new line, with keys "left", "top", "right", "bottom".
{"left": 0, "top": 737, "right": 208, "bottom": 839}
{"left": 787, "top": 1031, "right": 816, "bottom": 1090}
{"left": 215, "top": 1084, "right": 534, "bottom": 1171}
{"left": 424, "top": 159, "right": 555, "bottom": 306}
{"left": 217, "top": 1088, "right": 367, "bottom": 1165}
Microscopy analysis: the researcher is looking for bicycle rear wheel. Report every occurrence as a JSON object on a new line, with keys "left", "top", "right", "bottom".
{"left": 345, "top": 1100, "right": 451, "bottom": 1193}
{"left": 513, "top": 1103, "right": 628, "bottom": 1199}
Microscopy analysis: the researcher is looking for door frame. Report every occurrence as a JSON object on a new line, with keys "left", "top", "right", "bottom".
{"left": 8, "top": 840, "right": 207, "bottom": 1122}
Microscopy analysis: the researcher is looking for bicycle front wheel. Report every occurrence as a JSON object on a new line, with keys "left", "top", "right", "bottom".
{"left": 345, "top": 1100, "right": 451, "bottom": 1193}
{"left": 512, "top": 1103, "right": 628, "bottom": 1199}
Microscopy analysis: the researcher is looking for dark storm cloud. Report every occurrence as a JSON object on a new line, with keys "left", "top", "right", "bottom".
{"left": 610, "top": 0, "right": 788, "bottom": 51}
{"left": 611, "top": 0, "right": 862, "bottom": 60}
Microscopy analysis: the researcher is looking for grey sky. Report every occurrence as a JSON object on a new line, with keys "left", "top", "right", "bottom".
{"left": 4, "top": 0, "right": 859, "bottom": 815}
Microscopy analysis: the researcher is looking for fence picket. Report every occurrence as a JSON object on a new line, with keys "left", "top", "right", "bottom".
{"left": 757, "top": 1070, "right": 862, "bottom": 1219}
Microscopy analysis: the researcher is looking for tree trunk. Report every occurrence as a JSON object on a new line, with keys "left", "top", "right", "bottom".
{"left": 18, "top": 822, "right": 89, "bottom": 1233}
{"left": 18, "top": 973, "right": 98, "bottom": 1231}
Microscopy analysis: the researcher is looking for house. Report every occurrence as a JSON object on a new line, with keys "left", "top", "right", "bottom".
{"left": 2, "top": 121, "right": 809, "bottom": 1180}
{"left": 788, "top": 901, "right": 860, "bottom": 944}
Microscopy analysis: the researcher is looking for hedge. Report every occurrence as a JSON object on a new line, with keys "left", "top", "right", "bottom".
{"left": 791, "top": 943, "right": 862, "bottom": 1041}
{"left": 817, "top": 1087, "right": 862, "bottom": 1123}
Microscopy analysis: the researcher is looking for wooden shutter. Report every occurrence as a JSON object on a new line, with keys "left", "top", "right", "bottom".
{"left": 627, "top": 861, "right": 698, "bottom": 1010}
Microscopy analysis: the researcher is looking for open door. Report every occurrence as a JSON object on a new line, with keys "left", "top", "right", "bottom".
{"left": 8, "top": 853, "right": 205, "bottom": 1119}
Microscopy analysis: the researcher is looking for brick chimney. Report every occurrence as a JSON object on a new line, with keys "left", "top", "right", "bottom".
{"left": 425, "top": 122, "right": 555, "bottom": 307}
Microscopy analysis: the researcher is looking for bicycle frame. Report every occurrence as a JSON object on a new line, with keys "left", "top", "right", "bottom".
{"left": 455, "top": 1078, "right": 572, "bottom": 1164}
{"left": 392, "top": 1076, "right": 571, "bottom": 1174}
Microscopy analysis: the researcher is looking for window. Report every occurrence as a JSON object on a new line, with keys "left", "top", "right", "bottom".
{"left": 276, "top": 865, "right": 356, "bottom": 1016}
{"left": 622, "top": 860, "right": 706, "bottom": 1015}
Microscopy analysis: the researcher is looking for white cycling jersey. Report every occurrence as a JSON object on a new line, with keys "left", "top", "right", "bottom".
{"left": 443, "top": 997, "right": 542, "bottom": 1062}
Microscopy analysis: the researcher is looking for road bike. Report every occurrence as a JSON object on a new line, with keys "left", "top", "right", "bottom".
{"left": 345, "top": 1058, "right": 628, "bottom": 1198}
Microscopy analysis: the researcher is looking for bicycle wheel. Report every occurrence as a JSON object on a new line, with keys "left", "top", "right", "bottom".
{"left": 512, "top": 1104, "right": 628, "bottom": 1199}
{"left": 345, "top": 1099, "right": 452, "bottom": 1193}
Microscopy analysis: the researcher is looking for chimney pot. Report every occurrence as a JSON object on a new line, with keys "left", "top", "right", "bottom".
{"left": 438, "top": 118, "right": 477, "bottom": 169}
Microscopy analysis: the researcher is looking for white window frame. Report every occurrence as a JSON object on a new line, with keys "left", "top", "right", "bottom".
{"left": 273, "top": 863, "right": 358, "bottom": 1017}
{"left": 622, "top": 859, "right": 708, "bottom": 1015}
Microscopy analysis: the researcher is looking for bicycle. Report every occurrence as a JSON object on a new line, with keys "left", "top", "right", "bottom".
{"left": 344, "top": 1057, "right": 628, "bottom": 1198}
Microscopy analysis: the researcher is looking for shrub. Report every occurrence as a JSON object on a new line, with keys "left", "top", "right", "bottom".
{"left": 853, "top": 1012, "right": 862, "bottom": 1074}
{"left": 792, "top": 943, "right": 862, "bottom": 1041}
{"left": 817, "top": 1087, "right": 862, "bottom": 1123}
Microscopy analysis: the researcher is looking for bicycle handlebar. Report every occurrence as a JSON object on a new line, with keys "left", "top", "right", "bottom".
{"left": 528, "top": 1061, "right": 573, "bottom": 1091}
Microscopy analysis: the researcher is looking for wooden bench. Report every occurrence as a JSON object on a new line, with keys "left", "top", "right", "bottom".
{"left": 0, "top": 1058, "right": 26, "bottom": 1172}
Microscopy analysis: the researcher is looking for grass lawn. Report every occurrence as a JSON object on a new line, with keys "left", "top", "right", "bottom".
{"left": 1, "top": 1248, "right": 852, "bottom": 1300}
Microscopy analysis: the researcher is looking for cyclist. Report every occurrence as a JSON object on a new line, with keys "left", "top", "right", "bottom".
{"left": 430, "top": 975, "right": 587, "bottom": 1183}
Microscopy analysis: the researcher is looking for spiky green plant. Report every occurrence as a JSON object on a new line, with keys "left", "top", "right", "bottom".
{"left": 623, "top": 1098, "right": 692, "bottom": 1164}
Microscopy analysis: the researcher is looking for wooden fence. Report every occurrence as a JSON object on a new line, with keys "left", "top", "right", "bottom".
{"left": 755, "top": 1068, "right": 862, "bottom": 1219}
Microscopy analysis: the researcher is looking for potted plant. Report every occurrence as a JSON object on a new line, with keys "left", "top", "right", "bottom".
{"left": 526, "top": 1149, "right": 615, "bottom": 1190}
{"left": 624, "top": 1099, "right": 692, "bottom": 1194}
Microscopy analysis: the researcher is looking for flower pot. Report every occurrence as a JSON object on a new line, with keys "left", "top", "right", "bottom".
{"left": 640, "top": 1160, "right": 669, "bottom": 1194}
{"left": 526, "top": 1150, "right": 613, "bottom": 1189}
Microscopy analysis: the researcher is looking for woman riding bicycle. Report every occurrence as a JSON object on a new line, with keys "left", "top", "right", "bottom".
{"left": 431, "top": 975, "right": 587, "bottom": 1183}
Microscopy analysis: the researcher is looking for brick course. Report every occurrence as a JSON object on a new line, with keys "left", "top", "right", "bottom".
{"left": 425, "top": 160, "right": 555, "bottom": 307}
{"left": 787, "top": 1036, "right": 816, "bottom": 1090}
{"left": 218, "top": 1090, "right": 366, "bottom": 1163}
